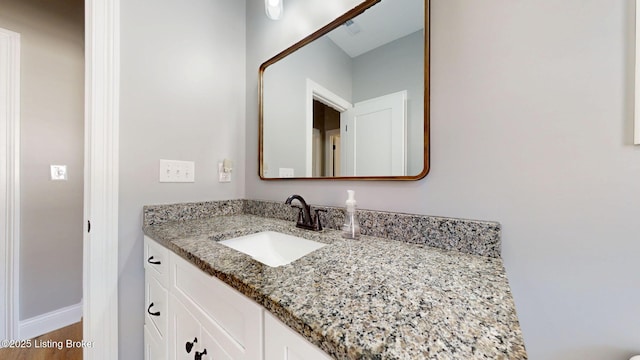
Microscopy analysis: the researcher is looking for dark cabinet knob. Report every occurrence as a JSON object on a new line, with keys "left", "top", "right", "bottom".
{"left": 146, "top": 303, "right": 160, "bottom": 317}
{"left": 195, "top": 348, "right": 207, "bottom": 360}
{"left": 185, "top": 337, "right": 197, "bottom": 353}
{"left": 147, "top": 256, "right": 161, "bottom": 265}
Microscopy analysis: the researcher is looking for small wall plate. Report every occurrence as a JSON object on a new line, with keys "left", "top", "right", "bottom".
{"left": 50, "top": 165, "right": 68, "bottom": 180}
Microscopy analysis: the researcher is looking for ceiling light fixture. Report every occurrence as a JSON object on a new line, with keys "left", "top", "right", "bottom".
{"left": 265, "top": 0, "right": 283, "bottom": 20}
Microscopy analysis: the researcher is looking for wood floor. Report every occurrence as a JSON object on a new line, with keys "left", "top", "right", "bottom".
{"left": 0, "top": 321, "right": 83, "bottom": 360}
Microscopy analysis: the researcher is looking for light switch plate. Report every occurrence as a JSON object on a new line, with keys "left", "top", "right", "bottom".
{"left": 50, "top": 165, "right": 68, "bottom": 181}
{"left": 159, "top": 159, "right": 195, "bottom": 183}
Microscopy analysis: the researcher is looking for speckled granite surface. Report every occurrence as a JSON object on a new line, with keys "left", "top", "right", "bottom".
{"left": 143, "top": 213, "right": 527, "bottom": 359}
{"left": 144, "top": 199, "right": 502, "bottom": 258}
{"left": 143, "top": 199, "right": 244, "bottom": 226}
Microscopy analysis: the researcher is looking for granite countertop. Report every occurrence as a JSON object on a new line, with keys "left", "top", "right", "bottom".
{"left": 143, "top": 214, "right": 527, "bottom": 359}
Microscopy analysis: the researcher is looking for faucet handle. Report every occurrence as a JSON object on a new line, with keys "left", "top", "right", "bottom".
{"left": 312, "top": 208, "right": 327, "bottom": 231}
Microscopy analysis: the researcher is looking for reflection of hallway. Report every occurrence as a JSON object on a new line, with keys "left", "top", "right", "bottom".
{"left": 312, "top": 100, "right": 341, "bottom": 177}
{"left": 0, "top": 321, "right": 83, "bottom": 360}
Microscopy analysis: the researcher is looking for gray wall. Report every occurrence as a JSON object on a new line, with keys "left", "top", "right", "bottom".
{"left": 263, "top": 36, "right": 352, "bottom": 177}
{"left": 352, "top": 30, "right": 424, "bottom": 176}
{"left": 246, "top": 0, "right": 640, "bottom": 359}
{"left": 119, "top": 0, "right": 246, "bottom": 358}
{"left": 0, "top": 0, "right": 84, "bottom": 320}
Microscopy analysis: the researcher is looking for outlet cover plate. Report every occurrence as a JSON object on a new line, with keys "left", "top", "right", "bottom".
{"left": 218, "top": 163, "right": 231, "bottom": 183}
{"left": 279, "top": 168, "right": 294, "bottom": 178}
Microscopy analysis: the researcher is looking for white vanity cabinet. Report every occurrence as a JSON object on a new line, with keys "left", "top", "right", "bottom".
{"left": 168, "top": 249, "right": 263, "bottom": 360}
{"left": 264, "top": 312, "right": 333, "bottom": 360}
{"left": 169, "top": 293, "right": 234, "bottom": 360}
{"left": 144, "top": 236, "right": 333, "bottom": 360}
{"left": 144, "top": 236, "right": 170, "bottom": 359}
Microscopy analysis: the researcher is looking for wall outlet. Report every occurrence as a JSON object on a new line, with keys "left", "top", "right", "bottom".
{"left": 279, "top": 168, "right": 294, "bottom": 178}
{"left": 159, "top": 159, "right": 195, "bottom": 183}
{"left": 218, "top": 163, "right": 231, "bottom": 183}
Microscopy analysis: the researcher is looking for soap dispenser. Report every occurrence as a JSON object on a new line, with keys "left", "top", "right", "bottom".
{"left": 342, "top": 190, "right": 360, "bottom": 239}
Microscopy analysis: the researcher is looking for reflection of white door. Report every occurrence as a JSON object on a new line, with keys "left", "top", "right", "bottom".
{"left": 341, "top": 91, "right": 407, "bottom": 176}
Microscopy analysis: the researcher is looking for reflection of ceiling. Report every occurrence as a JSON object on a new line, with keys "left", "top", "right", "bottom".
{"left": 326, "top": 0, "right": 424, "bottom": 58}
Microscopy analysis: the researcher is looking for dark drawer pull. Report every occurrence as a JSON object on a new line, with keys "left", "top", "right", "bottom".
{"left": 147, "top": 256, "right": 161, "bottom": 265}
{"left": 147, "top": 303, "right": 160, "bottom": 317}
{"left": 195, "top": 348, "right": 207, "bottom": 360}
{"left": 185, "top": 337, "right": 197, "bottom": 353}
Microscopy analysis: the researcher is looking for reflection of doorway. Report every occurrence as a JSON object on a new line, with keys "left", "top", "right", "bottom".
{"left": 305, "top": 79, "right": 352, "bottom": 176}
{"left": 312, "top": 100, "right": 341, "bottom": 177}
{"left": 306, "top": 79, "right": 407, "bottom": 177}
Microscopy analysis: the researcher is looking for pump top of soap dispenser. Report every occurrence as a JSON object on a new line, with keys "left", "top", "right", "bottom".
{"left": 342, "top": 190, "right": 360, "bottom": 239}
{"left": 346, "top": 190, "right": 357, "bottom": 211}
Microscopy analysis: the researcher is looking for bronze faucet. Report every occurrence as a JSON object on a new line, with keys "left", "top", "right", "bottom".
{"left": 284, "top": 195, "right": 326, "bottom": 231}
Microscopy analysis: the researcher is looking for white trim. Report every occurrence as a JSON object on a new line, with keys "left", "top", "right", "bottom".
{"left": 0, "top": 27, "right": 21, "bottom": 342}
{"left": 635, "top": 0, "right": 640, "bottom": 144}
{"left": 18, "top": 302, "right": 83, "bottom": 340}
{"left": 305, "top": 79, "right": 352, "bottom": 177}
{"left": 84, "top": 0, "right": 120, "bottom": 359}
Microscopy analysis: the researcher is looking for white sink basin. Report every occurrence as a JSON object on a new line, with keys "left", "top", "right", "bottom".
{"left": 219, "top": 231, "right": 327, "bottom": 267}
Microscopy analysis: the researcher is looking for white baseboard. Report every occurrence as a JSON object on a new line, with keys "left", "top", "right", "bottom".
{"left": 18, "top": 301, "right": 82, "bottom": 340}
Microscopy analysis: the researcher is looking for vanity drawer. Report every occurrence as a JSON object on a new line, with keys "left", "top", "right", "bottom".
{"left": 144, "top": 236, "right": 168, "bottom": 282}
{"left": 145, "top": 273, "right": 168, "bottom": 339}
{"left": 170, "top": 252, "right": 262, "bottom": 359}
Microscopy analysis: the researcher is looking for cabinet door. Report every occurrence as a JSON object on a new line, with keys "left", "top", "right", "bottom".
{"left": 264, "top": 312, "right": 332, "bottom": 360}
{"left": 171, "top": 295, "right": 202, "bottom": 360}
{"left": 170, "top": 294, "right": 236, "bottom": 360}
{"left": 200, "top": 324, "right": 234, "bottom": 360}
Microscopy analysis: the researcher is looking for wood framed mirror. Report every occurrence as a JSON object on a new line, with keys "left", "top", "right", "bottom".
{"left": 259, "top": 0, "right": 429, "bottom": 180}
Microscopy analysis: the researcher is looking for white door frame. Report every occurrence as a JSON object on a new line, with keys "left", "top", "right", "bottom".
{"left": 0, "top": 27, "right": 21, "bottom": 342}
{"left": 84, "top": 0, "right": 120, "bottom": 359}
{"left": 305, "top": 79, "right": 351, "bottom": 177}
{"left": 635, "top": 0, "right": 640, "bottom": 144}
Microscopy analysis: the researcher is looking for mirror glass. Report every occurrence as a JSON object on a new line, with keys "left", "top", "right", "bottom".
{"left": 260, "top": 0, "right": 429, "bottom": 180}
